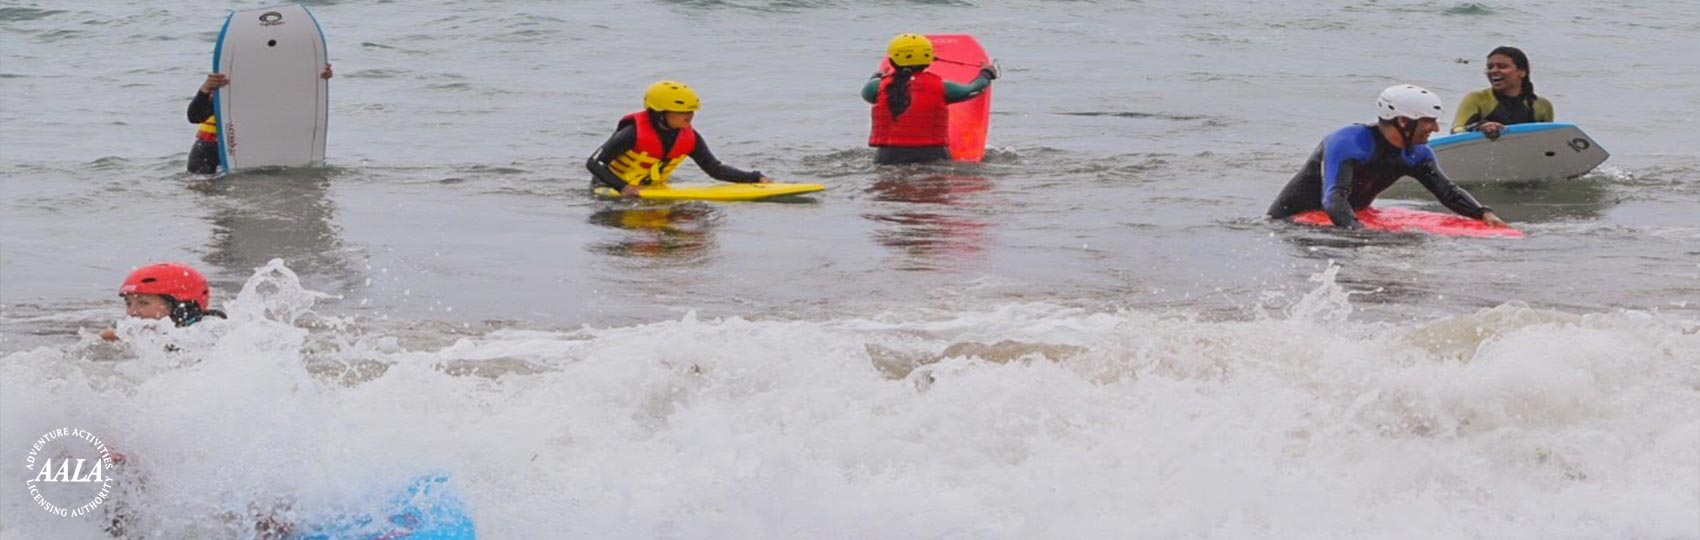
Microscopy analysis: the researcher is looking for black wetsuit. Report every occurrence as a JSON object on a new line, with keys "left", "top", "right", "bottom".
{"left": 186, "top": 91, "right": 219, "bottom": 174}
{"left": 1267, "top": 124, "right": 1490, "bottom": 228}
{"left": 585, "top": 115, "right": 762, "bottom": 191}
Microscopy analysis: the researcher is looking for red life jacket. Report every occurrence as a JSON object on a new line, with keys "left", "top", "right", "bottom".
{"left": 869, "top": 71, "right": 949, "bottom": 148}
{"left": 608, "top": 110, "right": 698, "bottom": 186}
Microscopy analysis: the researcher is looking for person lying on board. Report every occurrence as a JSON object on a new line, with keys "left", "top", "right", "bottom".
{"left": 186, "top": 64, "right": 333, "bottom": 174}
{"left": 1451, "top": 46, "right": 1553, "bottom": 139}
{"left": 586, "top": 80, "right": 774, "bottom": 198}
{"left": 861, "top": 33, "right": 998, "bottom": 165}
{"left": 99, "top": 263, "right": 228, "bottom": 342}
{"left": 1266, "top": 85, "right": 1508, "bottom": 229}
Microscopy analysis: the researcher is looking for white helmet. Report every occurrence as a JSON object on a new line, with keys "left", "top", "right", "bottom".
{"left": 1376, "top": 84, "right": 1444, "bottom": 121}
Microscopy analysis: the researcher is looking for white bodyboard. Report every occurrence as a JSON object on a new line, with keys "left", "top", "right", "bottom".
{"left": 1430, "top": 123, "right": 1608, "bottom": 183}
{"left": 214, "top": 4, "right": 328, "bottom": 172}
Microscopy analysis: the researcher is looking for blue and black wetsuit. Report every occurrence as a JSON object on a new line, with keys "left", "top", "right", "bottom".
{"left": 1266, "top": 124, "right": 1491, "bottom": 228}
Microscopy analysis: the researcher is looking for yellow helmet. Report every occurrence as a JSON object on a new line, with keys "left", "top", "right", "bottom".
{"left": 886, "top": 33, "right": 934, "bottom": 68}
{"left": 643, "top": 80, "right": 700, "bottom": 112}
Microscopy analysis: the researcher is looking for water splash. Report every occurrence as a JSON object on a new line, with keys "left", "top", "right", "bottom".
{"left": 1286, "top": 261, "right": 1355, "bottom": 324}
{"left": 225, "top": 258, "right": 335, "bottom": 328}
{"left": 4, "top": 262, "right": 1697, "bottom": 538}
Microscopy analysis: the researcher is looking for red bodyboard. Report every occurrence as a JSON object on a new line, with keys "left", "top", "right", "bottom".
{"left": 928, "top": 34, "right": 991, "bottom": 161}
{"left": 1291, "top": 207, "right": 1524, "bottom": 238}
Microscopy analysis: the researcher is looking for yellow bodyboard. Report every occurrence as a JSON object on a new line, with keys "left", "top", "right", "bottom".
{"left": 594, "top": 183, "right": 826, "bottom": 202}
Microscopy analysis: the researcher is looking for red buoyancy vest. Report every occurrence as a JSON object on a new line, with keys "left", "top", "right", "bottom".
{"left": 869, "top": 71, "right": 949, "bottom": 148}
{"left": 609, "top": 110, "right": 699, "bottom": 186}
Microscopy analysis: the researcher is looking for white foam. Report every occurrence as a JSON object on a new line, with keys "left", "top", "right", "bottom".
{"left": 3, "top": 262, "right": 1696, "bottom": 538}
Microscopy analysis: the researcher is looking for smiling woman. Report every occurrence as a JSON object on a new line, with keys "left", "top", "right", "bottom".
{"left": 1450, "top": 46, "right": 1555, "bottom": 136}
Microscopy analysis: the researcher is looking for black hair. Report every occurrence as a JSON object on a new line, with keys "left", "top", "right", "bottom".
{"left": 160, "top": 295, "right": 226, "bottom": 327}
{"left": 1488, "top": 46, "right": 1537, "bottom": 103}
{"left": 645, "top": 108, "right": 671, "bottom": 130}
{"left": 883, "top": 59, "right": 928, "bottom": 120}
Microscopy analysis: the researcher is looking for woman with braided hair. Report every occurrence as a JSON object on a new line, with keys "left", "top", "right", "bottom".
{"left": 1451, "top": 46, "right": 1555, "bottom": 138}
{"left": 861, "top": 33, "right": 998, "bottom": 165}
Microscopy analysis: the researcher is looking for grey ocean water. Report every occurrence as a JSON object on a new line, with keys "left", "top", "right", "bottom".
{"left": 3, "top": 0, "right": 1697, "bottom": 331}
{"left": 3, "top": 1, "right": 1699, "bottom": 538}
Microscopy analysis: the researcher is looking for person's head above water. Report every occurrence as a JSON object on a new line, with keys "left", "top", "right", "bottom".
{"left": 643, "top": 80, "right": 699, "bottom": 130}
{"left": 886, "top": 33, "right": 934, "bottom": 70}
{"left": 118, "top": 262, "right": 214, "bottom": 327}
{"left": 1485, "top": 45, "right": 1534, "bottom": 98}
{"left": 1376, "top": 84, "right": 1444, "bottom": 149}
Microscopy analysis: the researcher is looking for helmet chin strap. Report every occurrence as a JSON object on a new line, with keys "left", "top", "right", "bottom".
{"left": 1396, "top": 117, "right": 1421, "bottom": 148}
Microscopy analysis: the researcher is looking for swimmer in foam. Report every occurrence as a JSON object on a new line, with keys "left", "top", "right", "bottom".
{"left": 1266, "top": 85, "right": 1508, "bottom": 229}
{"left": 99, "top": 263, "right": 227, "bottom": 342}
{"left": 586, "top": 80, "right": 775, "bottom": 198}
{"left": 186, "top": 64, "right": 333, "bottom": 174}
{"left": 862, "top": 33, "right": 998, "bottom": 165}
{"left": 95, "top": 264, "right": 271, "bottom": 537}
{"left": 1452, "top": 46, "right": 1554, "bottom": 139}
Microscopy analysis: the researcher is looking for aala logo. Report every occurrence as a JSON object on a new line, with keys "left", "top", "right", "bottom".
{"left": 32, "top": 457, "right": 106, "bottom": 483}
{"left": 23, "top": 427, "right": 117, "bottom": 517}
{"left": 259, "top": 11, "right": 285, "bottom": 26}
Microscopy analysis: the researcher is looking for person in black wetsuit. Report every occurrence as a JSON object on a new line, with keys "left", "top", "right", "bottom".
{"left": 186, "top": 64, "right": 332, "bottom": 174}
{"left": 1267, "top": 84, "right": 1508, "bottom": 229}
{"left": 586, "top": 80, "right": 773, "bottom": 198}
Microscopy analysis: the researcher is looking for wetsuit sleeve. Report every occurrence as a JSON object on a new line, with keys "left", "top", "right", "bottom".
{"left": 585, "top": 126, "right": 638, "bottom": 190}
{"left": 861, "top": 76, "right": 882, "bottom": 104}
{"left": 188, "top": 91, "right": 214, "bottom": 124}
{"left": 1320, "top": 127, "right": 1375, "bottom": 228}
{"left": 1536, "top": 97, "right": 1555, "bottom": 122}
{"left": 1412, "top": 148, "right": 1490, "bottom": 219}
{"left": 944, "top": 71, "right": 993, "bottom": 104}
{"left": 689, "top": 134, "right": 763, "bottom": 183}
{"left": 1322, "top": 157, "right": 1361, "bottom": 228}
{"left": 1451, "top": 90, "right": 1489, "bottom": 133}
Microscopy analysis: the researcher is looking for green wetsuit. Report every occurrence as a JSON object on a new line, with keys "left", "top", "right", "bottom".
{"left": 860, "top": 73, "right": 992, "bottom": 105}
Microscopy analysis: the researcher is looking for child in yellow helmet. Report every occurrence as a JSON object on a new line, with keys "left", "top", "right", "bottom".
{"left": 862, "top": 33, "right": 999, "bottom": 165}
{"left": 586, "top": 81, "right": 774, "bottom": 198}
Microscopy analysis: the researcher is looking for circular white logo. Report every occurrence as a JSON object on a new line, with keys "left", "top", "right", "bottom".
{"left": 22, "top": 428, "right": 117, "bottom": 517}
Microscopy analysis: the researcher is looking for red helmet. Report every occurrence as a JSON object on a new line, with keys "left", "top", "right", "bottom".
{"left": 119, "top": 263, "right": 211, "bottom": 309}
